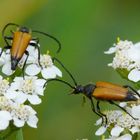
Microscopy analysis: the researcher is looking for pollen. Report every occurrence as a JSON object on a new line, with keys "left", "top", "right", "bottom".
{"left": 40, "top": 54, "right": 53, "bottom": 68}
{"left": 21, "top": 78, "right": 35, "bottom": 94}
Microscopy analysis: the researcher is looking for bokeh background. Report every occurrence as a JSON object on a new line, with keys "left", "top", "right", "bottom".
{"left": 1, "top": 0, "right": 140, "bottom": 140}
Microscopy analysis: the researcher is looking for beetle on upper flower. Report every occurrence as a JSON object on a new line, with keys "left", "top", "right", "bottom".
{"left": 0, "top": 23, "right": 61, "bottom": 71}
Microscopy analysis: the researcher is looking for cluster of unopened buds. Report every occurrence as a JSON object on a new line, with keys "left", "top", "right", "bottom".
{"left": 94, "top": 39, "right": 140, "bottom": 140}
{"left": 0, "top": 42, "right": 62, "bottom": 134}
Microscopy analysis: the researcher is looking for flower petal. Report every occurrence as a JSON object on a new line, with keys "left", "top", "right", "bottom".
{"left": 14, "top": 92, "right": 28, "bottom": 104}
{"left": 129, "top": 126, "right": 140, "bottom": 134}
{"left": 95, "top": 118, "right": 102, "bottom": 126}
{"left": 128, "top": 69, "right": 140, "bottom": 82}
{"left": 0, "top": 111, "right": 12, "bottom": 120}
{"left": 127, "top": 43, "right": 140, "bottom": 62}
{"left": 28, "top": 95, "right": 41, "bottom": 105}
{"left": 51, "top": 65, "right": 62, "bottom": 77}
{"left": 117, "top": 134, "right": 132, "bottom": 140}
{"left": 95, "top": 126, "right": 107, "bottom": 136}
{"left": 13, "top": 117, "right": 25, "bottom": 127}
{"left": 0, "top": 119, "right": 10, "bottom": 130}
{"left": 111, "top": 125, "right": 124, "bottom": 137}
{"left": 27, "top": 115, "right": 38, "bottom": 128}
{"left": 41, "top": 68, "right": 56, "bottom": 79}
{"left": 5, "top": 89, "right": 18, "bottom": 99}
{"left": 104, "top": 47, "right": 116, "bottom": 54}
{"left": 131, "top": 105, "right": 140, "bottom": 118}
{"left": 26, "top": 64, "right": 41, "bottom": 76}
{"left": 119, "top": 102, "right": 127, "bottom": 107}
{"left": 2, "top": 63, "right": 13, "bottom": 75}
{"left": 35, "top": 79, "right": 46, "bottom": 87}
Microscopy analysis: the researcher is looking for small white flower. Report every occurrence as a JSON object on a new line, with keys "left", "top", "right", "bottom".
{"left": 11, "top": 104, "right": 38, "bottom": 128}
{"left": 25, "top": 54, "right": 62, "bottom": 79}
{"left": 6, "top": 76, "right": 46, "bottom": 105}
{"left": 0, "top": 111, "right": 12, "bottom": 130}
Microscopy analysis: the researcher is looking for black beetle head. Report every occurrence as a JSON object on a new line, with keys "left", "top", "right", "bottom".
{"left": 72, "top": 85, "right": 84, "bottom": 94}
{"left": 19, "top": 26, "right": 29, "bottom": 33}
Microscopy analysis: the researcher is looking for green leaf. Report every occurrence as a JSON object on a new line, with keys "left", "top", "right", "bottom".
{"left": 116, "top": 68, "right": 129, "bottom": 80}
{"left": 0, "top": 137, "right": 3, "bottom": 140}
{"left": 16, "top": 129, "right": 23, "bottom": 140}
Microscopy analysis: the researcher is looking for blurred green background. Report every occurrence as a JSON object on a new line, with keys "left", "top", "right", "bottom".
{"left": 1, "top": 0, "right": 140, "bottom": 139}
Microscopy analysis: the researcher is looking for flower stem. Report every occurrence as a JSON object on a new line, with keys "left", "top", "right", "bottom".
{"left": 16, "top": 128, "right": 23, "bottom": 140}
{"left": 132, "top": 133, "right": 138, "bottom": 140}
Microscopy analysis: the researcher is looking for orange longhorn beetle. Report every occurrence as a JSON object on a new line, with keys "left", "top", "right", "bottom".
{"left": 0, "top": 23, "right": 61, "bottom": 71}
{"left": 46, "top": 58, "right": 140, "bottom": 124}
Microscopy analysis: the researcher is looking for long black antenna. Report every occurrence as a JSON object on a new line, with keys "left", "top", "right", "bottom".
{"left": 46, "top": 78, "right": 75, "bottom": 89}
{"left": 53, "top": 57, "right": 78, "bottom": 86}
{"left": 2, "top": 23, "right": 19, "bottom": 39}
{"left": 32, "top": 30, "right": 61, "bottom": 53}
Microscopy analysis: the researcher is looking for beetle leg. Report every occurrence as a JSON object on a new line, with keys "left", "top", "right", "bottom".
{"left": 22, "top": 50, "right": 29, "bottom": 78}
{"left": 90, "top": 98, "right": 105, "bottom": 125}
{"left": 29, "top": 39, "right": 41, "bottom": 67}
{"left": 109, "top": 101, "right": 137, "bottom": 120}
{"left": 123, "top": 85, "right": 140, "bottom": 98}
{"left": 96, "top": 101, "right": 107, "bottom": 125}
{"left": 0, "top": 45, "right": 11, "bottom": 56}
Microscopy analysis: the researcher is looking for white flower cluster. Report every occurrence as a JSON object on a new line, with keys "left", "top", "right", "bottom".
{"left": 95, "top": 104, "right": 140, "bottom": 140}
{"left": 105, "top": 39, "right": 140, "bottom": 82}
{"left": 0, "top": 42, "right": 62, "bottom": 131}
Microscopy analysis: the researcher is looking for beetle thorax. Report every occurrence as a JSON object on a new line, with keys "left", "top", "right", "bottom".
{"left": 83, "top": 84, "right": 96, "bottom": 98}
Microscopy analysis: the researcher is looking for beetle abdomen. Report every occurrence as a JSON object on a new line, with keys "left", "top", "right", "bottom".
{"left": 93, "top": 81, "right": 137, "bottom": 101}
{"left": 93, "top": 87, "right": 128, "bottom": 101}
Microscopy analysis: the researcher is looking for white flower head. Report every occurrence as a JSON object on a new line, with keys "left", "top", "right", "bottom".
{"left": 95, "top": 109, "right": 140, "bottom": 139}
{"left": 25, "top": 53, "right": 62, "bottom": 79}
{"left": 11, "top": 104, "right": 38, "bottom": 128}
{"left": 6, "top": 76, "right": 46, "bottom": 105}
{"left": 105, "top": 39, "right": 140, "bottom": 82}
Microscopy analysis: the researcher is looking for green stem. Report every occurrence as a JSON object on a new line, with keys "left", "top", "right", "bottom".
{"left": 132, "top": 133, "right": 138, "bottom": 140}
{"left": 16, "top": 128, "right": 23, "bottom": 140}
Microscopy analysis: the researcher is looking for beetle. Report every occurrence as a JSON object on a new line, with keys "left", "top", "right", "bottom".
{"left": 46, "top": 58, "right": 140, "bottom": 124}
{"left": 0, "top": 23, "right": 61, "bottom": 71}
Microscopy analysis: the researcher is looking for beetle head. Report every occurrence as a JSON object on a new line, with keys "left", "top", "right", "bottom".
{"left": 72, "top": 85, "right": 84, "bottom": 94}
{"left": 19, "top": 26, "right": 29, "bottom": 33}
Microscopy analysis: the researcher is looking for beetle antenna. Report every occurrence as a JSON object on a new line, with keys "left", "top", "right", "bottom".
{"left": 32, "top": 30, "right": 61, "bottom": 53}
{"left": 52, "top": 57, "right": 78, "bottom": 86}
{"left": 46, "top": 78, "right": 76, "bottom": 89}
{"left": 2, "top": 23, "right": 19, "bottom": 39}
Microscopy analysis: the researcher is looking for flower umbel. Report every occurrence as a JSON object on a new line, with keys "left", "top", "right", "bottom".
{"left": 105, "top": 39, "right": 140, "bottom": 82}
{"left": 0, "top": 41, "right": 63, "bottom": 137}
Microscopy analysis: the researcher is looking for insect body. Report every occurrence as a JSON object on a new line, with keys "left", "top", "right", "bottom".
{"left": 1, "top": 23, "right": 61, "bottom": 70}
{"left": 74, "top": 81, "right": 137, "bottom": 101}
{"left": 47, "top": 58, "right": 140, "bottom": 123}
